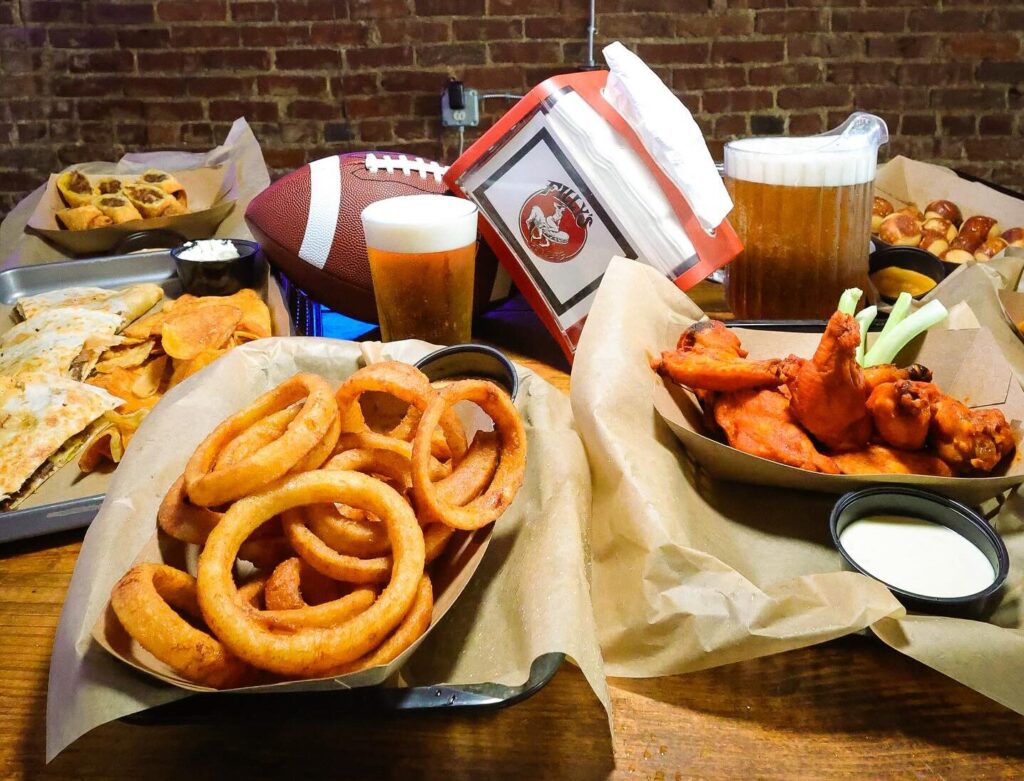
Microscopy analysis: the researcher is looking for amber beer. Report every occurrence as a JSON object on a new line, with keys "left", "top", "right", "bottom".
{"left": 361, "top": 195, "right": 478, "bottom": 344}
{"left": 723, "top": 135, "right": 877, "bottom": 319}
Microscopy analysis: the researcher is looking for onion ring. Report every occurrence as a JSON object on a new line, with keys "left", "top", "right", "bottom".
{"left": 328, "top": 575, "right": 433, "bottom": 676}
{"left": 197, "top": 470, "right": 425, "bottom": 676}
{"left": 111, "top": 563, "right": 250, "bottom": 688}
{"left": 264, "top": 556, "right": 342, "bottom": 610}
{"left": 215, "top": 406, "right": 299, "bottom": 470}
{"left": 236, "top": 535, "right": 292, "bottom": 569}
{"left": 411, "top": 380, "right": 527, "bottom": 530}
{"left": 334, "top": 431, "right": 450, "bottom": 480}
{"left": 335, "top": 362, "right": 467, "bottom": 461}
{"left": 185, "top": 373, "right": 338, "bottom": 507}
{"left": 157, "top": 474, "right": 221, "bottom": 544}
{"left": 282, "top": 507, "right": 448, "bottom": 584}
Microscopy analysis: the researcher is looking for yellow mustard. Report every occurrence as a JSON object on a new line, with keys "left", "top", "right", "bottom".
{"left": 870, "top": 266, "right": 937, "bottom": 299}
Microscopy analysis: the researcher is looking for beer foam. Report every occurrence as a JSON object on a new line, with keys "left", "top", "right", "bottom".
{"left": 724, "top": 136, "right": 879, "bottom": 187}
{"left": 361, "top": 195, "right": 478, "bottom": 254}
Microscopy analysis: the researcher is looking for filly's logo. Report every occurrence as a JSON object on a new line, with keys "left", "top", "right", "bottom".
{"left": 518, "top": 181, "right": 592, "bottom": 263}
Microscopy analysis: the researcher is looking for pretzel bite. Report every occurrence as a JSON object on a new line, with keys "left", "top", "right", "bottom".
{"left": 918, "top": 231, "right": 949, "bottom": 257}
{"left": 951, "top": 215, "right": 1000, "bottom": 254}
{"left": 894, "top": 204, "right": 924, "bottom": 221}
{"left": 1000, "top": 227, "right": 1024, "bottom": 248}
{"left": 922, "top": 217, "right": 957, "bottom": 243}
{"left": 974, "top": 237, "right": 1008, "bottom": 261}
{"left": 943, "top": 248, "right": 975, "bottom": 264}
{"left": 924, "top": 199, "right": 963, "bottom": 227}
{"left": 879, "top": 213, "right": 923, "bottom": 246}
{"left": 871, "top": 196, "right": 894, "bottom": 233}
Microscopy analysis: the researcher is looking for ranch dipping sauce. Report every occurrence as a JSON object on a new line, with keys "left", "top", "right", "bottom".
{"left": 839, "top": 514, "right": 996, "bottom": 598}
{"left": 176, "top": 239, "right": 241, "bottom": 262}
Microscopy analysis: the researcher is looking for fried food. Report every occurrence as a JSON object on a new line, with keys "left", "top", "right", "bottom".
{"left": 930, "top": 394, "right": 1015, "bottom": 475}
{"left": 866, "top": 380, "right": 933, "bottom": 451}
{"left": 712, "top": 388, "right": 840, "bottom": 473}
{"left": 653, "top": 320, "right": 790, "bottom": 393}
{"left": 787, "top": 311, "right": 872, "bottom": 452}
{"left": 862, "top": 363, "right": 932, "bottom": 391}
{"left": 55, "top": 205, "right": 112, "bottom": 231}
{"left": 264, "top": 557, "right": 342, "bottom": 610}
{"left": 184, "top": 373, "right": 338, "bottom": 506}
{"left": 832, "top": 444, "right": 953, "bottom": 477}
{"left": 56, "top": 170, "right": 95, "bottom": 208}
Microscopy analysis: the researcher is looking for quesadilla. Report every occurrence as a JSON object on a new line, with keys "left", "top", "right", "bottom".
{"left": 0, "top": 308, "right": 122, "bottom": 379}
{"left": 14, "top": 283, "right": 164, "bottom": 326}
{"left": 0, "top": 374, "right": 122, "bottom": 509}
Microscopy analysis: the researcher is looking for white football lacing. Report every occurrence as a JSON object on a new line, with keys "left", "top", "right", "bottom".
{"left": 364, "top": 153, "right": 449, "bottom": 183}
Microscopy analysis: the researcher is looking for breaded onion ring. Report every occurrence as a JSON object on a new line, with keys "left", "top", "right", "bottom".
{"left": 215, "top": 404, "right": 341, "bottom": 475}
{"left": 334, "top": 431, "right": 451, "bottom": 480}
{"left": 328, "top": 575, "right": 433, "bottom": 676}
{"left": 335, "top": 362, "right": 467, "bottom": 461}
{"left": 411, "top": 381, "right": 527, "bottom": 530}
{"left": 157, "top": 474, "right": 220, "bottom": 544}
{"left": 185, "top": 373, "right": 338, "bottom": 507}
{"left": 111, "top": 563, "right": 250, "bottom": 688}
{"left": 197, "top": 470, "right": 425, "bottom": 676}
{"left": 264, "top": 556, "right": 341, "bottom": 610}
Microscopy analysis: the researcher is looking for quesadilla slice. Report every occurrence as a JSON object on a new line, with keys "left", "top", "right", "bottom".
{"left": 0, "top": 307, "right": 122, "bottom": 379}
{"left": 14, "top": 283, "right": 164, "bottom": 327}
{"left": 0, "top": 374, "right": 122, "bottom": 509}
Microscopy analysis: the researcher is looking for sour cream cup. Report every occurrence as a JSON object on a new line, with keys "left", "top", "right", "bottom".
{"left": 830, "top": 486, "right": 1008, "bottom": 620}
{"left": 171, "top": 239, "right": 260, "bottom": 296}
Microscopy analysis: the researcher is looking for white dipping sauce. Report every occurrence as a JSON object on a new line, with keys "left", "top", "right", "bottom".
{"left": 177, "top": 239, "right": 240, "bottom": 261}
{"left": 839, "top": 515, "right": 995, "bottom": 598}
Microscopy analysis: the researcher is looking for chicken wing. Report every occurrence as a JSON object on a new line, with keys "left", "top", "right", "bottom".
{"left": 863, "top": 363, "right": 932, "bottom": 391}
{"left": 866, "top": 380, "right": 933, "bottom": 451}
{"left": 930, "top": 395, "right": 1015, "bottom": 474}
{"left": 653, "top": 320, "right": 790, "bottom": 393}
{"left": 832, "top": 444, "right": 953, "bottom": 477}
{"left": 787, "top": 311, "right": 872, "bottom": 451}
{"left": 713, "top": 388, "right": 840, "bottom": 473}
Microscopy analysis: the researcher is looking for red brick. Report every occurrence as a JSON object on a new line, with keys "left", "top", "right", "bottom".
{"left": 603, "top": 0, "right": 704, "bottom": 10}
{"left": 941, "top": 115, "right": 976, "bottom": 136}
{"left": 335, "top": 72, "right": 379, "bottom": 93}
{"left": 964, "top": 137, "right": 1024, "bottom": 162}
{"left": 748, "top": 63, "right": 822, "bottom": 87}
{"left": 343, "top": 94, "right": 412, "bottom": 118}
{"left": 50, "top": 27, "right": 117, "bottom": 49}
{"left": 978, "top": 114, "right": 1014, "bottom": 135}
{"left": 276, "top": 49, "right": 342, "bottom": 70}
{"left": 145, "top": 101, "right": 206, "bottom": 122}
{"left": 865, "top": 35, "right": 938, "bottom": 60}
{"left": 114, "top": 123, "right": 148, "bottom": 146}
{"left": 852, "top": 85, "right": 927, "bottom": 111}
{"left": 899, "top": 114, "right": 936, "bottom": 135}
{"left": 524, "top": 15, "right": 587, "bottom": 39}
{"left": 257, "top": 75, "right": 329, "bottom": 96}
{"left": 713, "top": 114, "right": 748, "bottom": 137}
{"left": 913, "top": 9, "right": 988, "bottom": 33}
{"left": 138, "top": 50, "right": 201, "bottom": 71}
{"left": 277, "top": 0, "right": 344, "bottom": 21}
{"left": 930, "top": 88, "right": 1007, "bottom": 111}
{"left": 88, "top": 2, "right": 153, "bottom": 24}
{"left": 171, "top": 26, "right": 241, "bottom": 47}
{"left": 309, "top": 21, "right": 371, "bottom": 45}
{"left": 230, "top": 1, "right": 275, "bottom": 21}
{"left": 188, "top": 76, "right": 254, "bottom": 98}
{"left": 598, "top": 13, "right": 675, "bottom": 38}
{"left": 755, "top": 9, "right": 826, "bottom": 34}
{"left": 489, "top": 42, "right": 560, "bottom": 64}
{"left": 675, "top": 11, "right": 753, "bottom": 37}
{"left": 417, "top": 42, "right": 486, "bottom": 66}
{"left": 157, "top": 1, "right": 226, "bottom": 22}
{"left": 395, "top": 118, "right": 430, "bottom": 138}
{"left": 826, "top": 61, "right": 897, "bottom": 84}
{"left": 415, "top": 0, "right": 482, "bottom": 14}
{"left": 381, "top": 70, "right": 449, "bottom": 92}
{"left": 264, "top": 148, "right": 309, "bottom": 169}
{"left": 358, "top": 119, "right": 395, "bottom": 143}
{"left": 0, "top": 28, "right": 46, "bottom": 51}
{"left": 51, "top": 75, "right": 121, "bottom": 97}
{"left": 639, "top": 42, "right": 710, "bottom": 65}
{"left": 673, "top": 66, "right": 746, "bottom": 91}
{"left": 460, "top": 65, "right": 524, "bottom": 91}
{"left": 210, "top": 100, "right": 279, "bottom": 121}
{"left": 377, "top": 19, "right": 450, "bottom": 43}
{"left": 68, "top": 50, "right": 135, "bottom": 74}
{"left": 117, "top": 28, "right": 171, "bottom": 49}
{"left": 347, "top": 46, "right": 413, "bottom": 70}
{"left": 831, "top": 8, "right": 907, "bottom": 33}
{"left": 1, "top": 50, "right": 44, "bottom": 73}
{"left": 790, "top": 35, "right": 863, "bottom": 60}
{"left": 703, "top": 89, "right": 773, "bottom": 114}
{"left": 710, "top": 40, "right": 783, "bottom": 64}
{"left": 287, "top": 100, "right": 340, "bottom": 120}
{"left": 788, "top": 112, "right": 825, "bottom": 134}
{"left": 453, "top": 18, "right": 521, "bottom": 40}
{"left": 204, "top": 49, "right": 270, "bottom": 70}
{"left": 778, "top": 85, "right": 851, "bottom": 109}
{"left": 182, "top": 122, "right": 215, "bottom": 146}
{"left": 897, "top": 62, "right": 973, "bottom": 85}
{"left": 238, "top": 25, "right": 304, "bottom": 48}
{"left": 946, "top": 33, "right": 1020, "bottom": 62}
{"left": 23, "top": 1, "right": 84, "bottom": 23}
{"left": 977, "top": 62, "right": 1024, "bottom": 83}
{"left": 77, "top": 99, "right": 146, "bottom": 121}
{"left": 351, "top": 0, "right": 409, "bottom": 19}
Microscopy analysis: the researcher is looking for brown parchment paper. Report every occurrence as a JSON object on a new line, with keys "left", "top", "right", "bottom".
{"left": 1, "top": 117, "right": 270, "bottom": 269}
{"left": 571, "top": 257, "right": 1024, "bottom": 719}
{"left": 46, "top": 337, "right": 605, "bottom": 761}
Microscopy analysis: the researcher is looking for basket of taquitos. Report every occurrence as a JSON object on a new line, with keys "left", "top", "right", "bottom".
{"left": 652, "top": 308, "right": 1024, "bottom": 506}
{"left": 90, "top": 355, "right": 528, "bottom": 692}
{"left": 27, "top": 165, "right": 236, "bottom": 255}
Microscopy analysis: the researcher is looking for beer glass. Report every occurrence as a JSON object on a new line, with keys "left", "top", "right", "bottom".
{"left": 361, "top": 195, "right": 478, "bottom": 344}
{"left": 724, "top": 112, "right": 888, "bottom": 319}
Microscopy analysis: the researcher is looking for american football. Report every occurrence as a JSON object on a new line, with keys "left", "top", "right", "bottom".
{"left": 245, "top": 151, "right": 496, "bottom": 324}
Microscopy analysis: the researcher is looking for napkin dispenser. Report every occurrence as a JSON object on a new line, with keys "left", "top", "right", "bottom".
{"left": 445, "top": 43, "right": 742, "bottom": 362}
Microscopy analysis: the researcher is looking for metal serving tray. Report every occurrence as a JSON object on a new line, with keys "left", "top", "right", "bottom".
{"left": 0, "top": 250, "right": 291, "bottom": 544}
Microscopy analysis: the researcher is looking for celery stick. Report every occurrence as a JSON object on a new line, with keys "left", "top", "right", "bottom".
{"left": 863, "top": 300, "right": 948, "bottom": 367}
{"left": 838, "top": 287, "right": 863, "bottom": 316}
{"left": 877, "top": 291, "right": 912, "bottom": 342}
{"left": 854, "top": 305, "right": 877, "bottom": 366}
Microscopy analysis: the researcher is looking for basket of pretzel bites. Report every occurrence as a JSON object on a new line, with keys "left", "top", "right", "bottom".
{"left": 873, "top": 196, "right": 1024, "bottom": 263}
{"left": 100, "top": 361, "right": 527, "bottom": 689}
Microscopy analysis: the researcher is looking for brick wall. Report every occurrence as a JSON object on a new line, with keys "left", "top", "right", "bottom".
{"left": 1, "top": 1, "right": 1023, "bottom": 218}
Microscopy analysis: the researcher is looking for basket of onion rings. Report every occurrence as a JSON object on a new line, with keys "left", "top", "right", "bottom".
{"left": 92, "top": 359, "right": 528, "bottom": 690}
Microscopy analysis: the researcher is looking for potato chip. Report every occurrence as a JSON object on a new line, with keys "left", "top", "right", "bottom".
{"left": 122, "top": 305, "right": 170, "bottom": 340}
{"left": 169, "top": 347, "right": 225, "bottom": 389}
{"left": 87, "top": 369, "right": 161, "bottom": 414}
{"left": 95, "top": 341, "right": 155, "bottom": 373}
{"left": 131, "top": 355, "right": 168, "bottom": 398}
{"left": 161, "top": 305, "right": 242, "bottom": 360}
{"left": 78, "top": 409, "right": 149, "bottom": 472}
{"left": 158, "top": 290, "right": 271, "bottom": 338}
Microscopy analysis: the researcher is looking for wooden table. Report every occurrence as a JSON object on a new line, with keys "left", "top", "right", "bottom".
{"left": 4, "top": 286, "right": 1024, "bottom": 779}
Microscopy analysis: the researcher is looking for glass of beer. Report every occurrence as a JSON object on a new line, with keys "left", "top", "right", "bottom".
{"left": 724, "top": 112, "right": 888, "bottom": 319}
{"left": 361, "top": 194, "right": 478, "bottom": 344}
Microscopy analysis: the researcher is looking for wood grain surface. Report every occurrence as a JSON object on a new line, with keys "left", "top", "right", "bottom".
{"left": 3, "top": 292, "right": 1024, "bottom": 779}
